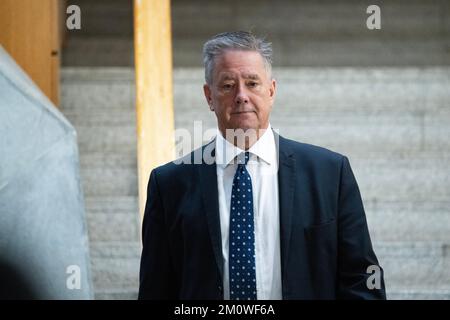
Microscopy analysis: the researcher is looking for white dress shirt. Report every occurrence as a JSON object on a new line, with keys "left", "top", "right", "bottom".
{"left": 215, "top": 126, "right": 282, "bottom": 300}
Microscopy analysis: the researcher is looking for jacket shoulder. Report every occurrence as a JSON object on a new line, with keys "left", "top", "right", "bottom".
{"left": 280, "top": 136, "right": 345, "bottom": 164}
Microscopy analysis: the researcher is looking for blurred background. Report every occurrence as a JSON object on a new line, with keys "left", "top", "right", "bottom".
{"left": 1, "top": 0, "right": 449, "bottom": 299}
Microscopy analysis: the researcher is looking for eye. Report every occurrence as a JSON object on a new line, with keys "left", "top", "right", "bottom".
{"left": 222, "top": 83, "right": 234, "bottom": 90}
{"left": 247, "top": 81, "right": 258, "bottom": 88}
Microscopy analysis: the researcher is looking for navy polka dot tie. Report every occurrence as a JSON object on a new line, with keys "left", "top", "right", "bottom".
{"left": 229, "top": 152, "right": 257, "bottom": 300}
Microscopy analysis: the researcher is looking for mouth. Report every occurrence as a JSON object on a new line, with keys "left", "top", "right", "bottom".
{"left": 231, "top": 111, "right": 255, "bottom": 115}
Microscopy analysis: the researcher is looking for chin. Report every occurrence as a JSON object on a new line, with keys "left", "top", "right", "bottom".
{"left": 234, "top": 118, "right": 259, "bottom": 130}
{"left": 233, "top": 124, "right": 257, "bottom": 132}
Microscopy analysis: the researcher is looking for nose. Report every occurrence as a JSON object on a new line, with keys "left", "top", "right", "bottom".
{"left": 235, "top": 83, "right": 249, "bottom": 105}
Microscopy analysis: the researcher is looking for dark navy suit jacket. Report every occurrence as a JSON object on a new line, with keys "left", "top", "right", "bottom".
{"left": 138, "top": 134, "right": 386, "bottom": 299}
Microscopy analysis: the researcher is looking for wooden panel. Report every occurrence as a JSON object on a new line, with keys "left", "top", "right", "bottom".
{"left": 59, "top": 0, "right": 68, "bottom": 48}
{"left": 0, "top": 0, "right": 60, "bottom": 106}
{"left": 134, "top": 0, "right": 175, "bottom": 218}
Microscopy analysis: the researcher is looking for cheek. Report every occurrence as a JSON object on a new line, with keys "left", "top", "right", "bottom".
{"left": 214, "top": 95, "right": 234, "bottom": 109}
{"left": 253, "top": 94, "right": 270, "bottom": 109}
{"left": 253, "top": 96, "right": 272, "bottom": 118}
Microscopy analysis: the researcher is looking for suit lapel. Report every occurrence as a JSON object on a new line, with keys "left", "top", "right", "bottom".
{"left": 276, "top": 135, "right": 296, "bottom": 290}
{"left": 198, "top": 143, "right": 224, "bottom": 279}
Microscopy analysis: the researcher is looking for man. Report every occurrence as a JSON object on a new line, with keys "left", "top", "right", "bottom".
{"left": 138, "top": 31, "right": 386, "bottom": 300}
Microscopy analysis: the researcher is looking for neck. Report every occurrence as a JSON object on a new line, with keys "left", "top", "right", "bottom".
{"left": 220, "top": 126, "right": 269, "bottom": 150}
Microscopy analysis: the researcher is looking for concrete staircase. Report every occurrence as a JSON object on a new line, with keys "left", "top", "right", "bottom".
{"left": 60, "top": 0, "right": 450, "bottom": 299}
{"left": 61, "top": 68, "right": 140, "bottom": 299}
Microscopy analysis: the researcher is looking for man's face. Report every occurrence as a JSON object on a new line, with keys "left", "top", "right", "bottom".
{"left": 203, "top": 50, "right": 276, "bottom": 136}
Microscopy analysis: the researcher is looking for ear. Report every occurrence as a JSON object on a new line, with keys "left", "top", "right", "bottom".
{"left": 269, "top": 78, "right": 276, "bottom": 102}
{"left": 203, "top": 84, "right": 214, "bottom": 110}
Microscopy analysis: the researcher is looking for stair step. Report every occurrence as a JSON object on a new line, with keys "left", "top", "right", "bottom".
{"left": 63, "top": 38, "right": 134, "bottom": 67}
{"left": 374, "top": 242, "right": 450, "bottom": 290}
{"left": 61, "top": 67, "right": 134, "bottom": 110}
{"left": 353, "top": 157, "right": 450, "bottom": 202}
{"left": 74, "top": 125, "right": 137, "bottom": 153}
{"left": 89, "top": 242, "right": 140, "bottom": 294}
{"left": 64, "top": 108, "right": 136, "bottom": 126}
{"left": 90, "top": 254, "right": 140, "bottom": 293}
{"left": 61, "top": 67, "right": 135, "bottom": 81}
{"left": 386, "top": 289, "right": 450, "bottom": 300}
{"left": 84, "top": 195, "right": 140, "bottom": 243}
{"left": 86, "top": 212, "right": 139, "bottom": 242}
{"left": 80, "top": 164, "right": 138, "bottom": 196}
{"left": 271, "top": 111, "right": 450, "bottom": 154}
{"left": 90, "top": 241, "right": 141, "bottom": 258}
{"left": 94, "top": 290, "right": 138, "bottom": 300}
{"left": 80, "top": 151, "right": 137, "bottom": 169}
{"left": 79, "top": 153, "right": 137, "bottom": 169}
{"left": 84, "top": 196, "right": 139, "bottom": 215}
{"left": 365, "top": 201, "right": 450, "bottom": 242}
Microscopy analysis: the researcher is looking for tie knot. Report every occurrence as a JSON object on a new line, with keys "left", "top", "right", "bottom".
{"left": 244, "top": 152, "right": 250, "bottom": 165}
{"left": 237, "top": 152, "right": 250, "bottom": 166}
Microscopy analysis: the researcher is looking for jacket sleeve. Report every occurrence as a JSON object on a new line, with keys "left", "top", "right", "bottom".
{"left": 336, "top": 156, "right": 386, "bottom": 299}
{"left": 138, "top": 169, "right": 177, "bottom": 299}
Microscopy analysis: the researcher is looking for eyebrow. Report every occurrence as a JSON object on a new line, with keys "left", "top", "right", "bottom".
{"left": 242, "top": 74, "right": 261, "bottom": 80}
{"left": 219, "top": 74, "right": 236, "bottom": 81}
{"left": 217, "top": 73, "right": 261, "bottom": 82}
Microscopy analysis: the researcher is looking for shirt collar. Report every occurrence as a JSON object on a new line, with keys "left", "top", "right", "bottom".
{"left": 215, "top": 125, "right": 276, "bottom": 168}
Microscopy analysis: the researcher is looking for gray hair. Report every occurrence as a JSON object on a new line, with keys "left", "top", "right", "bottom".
{"left": 202, "top": 31, "right": 273, "bottom": 85}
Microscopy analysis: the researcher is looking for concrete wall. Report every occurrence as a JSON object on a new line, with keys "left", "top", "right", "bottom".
{"left": 0, "top": 46, "right": 92, "bottom": 299}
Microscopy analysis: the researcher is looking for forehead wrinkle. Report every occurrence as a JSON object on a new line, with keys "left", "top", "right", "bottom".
{"left": 217, "top": 72, "right": 261, "bottom": 82}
